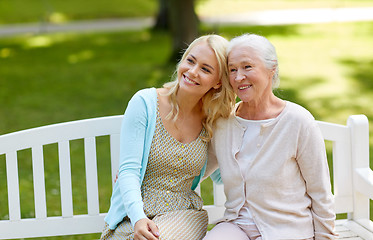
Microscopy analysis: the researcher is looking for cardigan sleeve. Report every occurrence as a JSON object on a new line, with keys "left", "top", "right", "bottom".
{"left": 117, "top": 91, "right": 149, "bottom": 226}
{"left": 203, "top": 139, "right": 222, "bottom": 184}
{"left": 297, "top": 121, "right": 337, "bottom": 239}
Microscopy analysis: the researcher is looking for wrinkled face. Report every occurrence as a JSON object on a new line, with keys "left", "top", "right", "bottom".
{"left": 228, "top": 45, "right": 273, "bottom": 103}
{"left": 177, "top": 42, "right": 221, "bottom": 97}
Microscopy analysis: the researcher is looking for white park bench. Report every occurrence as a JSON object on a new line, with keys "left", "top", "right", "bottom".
{"left": 0, "top": 114, "right": 372, "bottom": 239}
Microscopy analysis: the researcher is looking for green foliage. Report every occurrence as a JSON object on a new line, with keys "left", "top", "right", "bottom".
{"left": 0, "top": 0, "right": 157, "bottom": 24}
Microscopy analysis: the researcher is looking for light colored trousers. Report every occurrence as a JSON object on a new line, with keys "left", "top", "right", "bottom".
{"left": 203, "top": 222, "right": 262, "bottom": 240}
{"left": 203, "top": 221, "right": 314, "bottom": 240}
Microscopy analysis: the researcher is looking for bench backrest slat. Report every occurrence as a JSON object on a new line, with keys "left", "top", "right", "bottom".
{"left": 317, "top": 121, "right": 354, "bottom": 214}
{"left": 84, "top": 137, "right": 100, "bottom": 215}
{"left": 6, "top": 151, "right": 21, "bottom": 221}
{"left": 58, "top": 140, "right": 74, "bottom": 217}
{"left": 32, "top": 145, "right": 47, "bottom": 219}
{"left": 348, "top": 115, "right": 370, "bottom": 220}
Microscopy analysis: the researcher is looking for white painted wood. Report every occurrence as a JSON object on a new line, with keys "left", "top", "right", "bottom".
{"left": 213, "top": 183, "right": 226, "bottom": 206}
{"left": 0, "top": 214, "right": 106, "bottom": 239}
{"left": 338, "top": 230, "right": 359, "bottom": 239}
{"left": 348, "top": 115, "right": 370, "bottom": 221}
{"left": 58, "top": 140, "right": 74, "bottom": 217}
{"left": 1, "top": 115, "right": 373, "bottom": 239}
{"left": 204, "top": 205, "right": 225, "bottom": 224}
{"left": 356, "top": 218, "right": 373, "bottom": 235}
{"left": 355, "top": 168, "right": 373, "bottom": 200}
{"left": 0, "top": 115, "right": 123, "bottom": 154}
{"left": 5, "top": 151, "right": 21, "bottom": 221}
{"left": 0, "top": 116, "right": 123, "bottom": 239}
{"left": 318, "top": 120, "right": 354, "bottom": 215}
{"left": 317, "top": 121, "right": 350, "bottom": 141}
{"left": 343, "top": 219, "right": 373, "bottom": 240}
{"left": 31, "top": 145, "right": 47, "bottom": 219}
{"left": 85, "top": 137, "right": 100, "bottom": 216}
{"left": 332, "top": 132, "right": 353, "bottom": 214}
{"left": 334, "top": 196, "right": 354, "bottom": 215}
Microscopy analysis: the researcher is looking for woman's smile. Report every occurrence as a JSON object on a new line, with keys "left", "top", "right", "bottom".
{"left": 238, "top": 84, "right": 252, "bottom": 90}
{"left": 183, "top": 74, "right": 200, "bottom": 85}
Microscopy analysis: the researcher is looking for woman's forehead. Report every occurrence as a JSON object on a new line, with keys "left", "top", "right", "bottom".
{"left": 228, "top": 46, "right": 259, "bottom": 63}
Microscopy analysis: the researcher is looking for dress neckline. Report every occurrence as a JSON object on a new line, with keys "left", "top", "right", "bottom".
{"left": 156, "top": 94, "right": 206, "bottom": 146}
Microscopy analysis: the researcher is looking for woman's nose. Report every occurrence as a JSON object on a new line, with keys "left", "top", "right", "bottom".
{"left": 235, "top": 70, "right": 246, "bottom": 81}
{"left": 189, "top": 65, "right": 199, "bottom": 76}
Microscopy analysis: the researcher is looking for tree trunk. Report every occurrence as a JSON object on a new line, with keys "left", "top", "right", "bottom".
{"left": 167, "top": 0, "right": 199, "bottom": 62}
{"left": 154, "top": 0, "right": 169, "bottom": 30}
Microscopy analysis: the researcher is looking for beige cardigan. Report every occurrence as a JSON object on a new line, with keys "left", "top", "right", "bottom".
{"left": 206, "top": 101, "right": 337, "bottom": 240}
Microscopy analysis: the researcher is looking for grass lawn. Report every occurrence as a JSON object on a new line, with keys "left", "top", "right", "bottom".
{"left": 1, "top": 7, "right": 373, "bottom": 240}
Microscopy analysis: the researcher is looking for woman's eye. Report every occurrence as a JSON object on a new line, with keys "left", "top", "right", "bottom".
{"left": 202, "top": 67, "right": 211, "bottom": 73}
{"left": 187, "top": 58, "right": 195, "bottom": 64}
{"left": 229, "top": 68, "right": 237, "bottom": 73}
{"left": 245, "top": 65, "right": 252, "bottom": 69}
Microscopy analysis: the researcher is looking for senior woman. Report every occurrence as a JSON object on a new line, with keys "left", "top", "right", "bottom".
{"left": 204, "top": 34, "right": 337, "bottom": 240}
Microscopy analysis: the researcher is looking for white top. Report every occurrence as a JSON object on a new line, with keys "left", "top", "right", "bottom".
{"left": 234, "top": 116, "right": 274, "bottom": 225}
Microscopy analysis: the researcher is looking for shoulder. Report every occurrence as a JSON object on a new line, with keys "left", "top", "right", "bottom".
{"left": 214, "top": 102, "right": 240, "bottom": 129}
{"left": 124, "top": 88, "right": 157, "bottom": 118}
{"left": 283, "top": 101, "right": 315, "bottom": 124}
{"left": 215, "top": 111, "right": 236, "bottom": 128}
{"left": 279, "top": 101, "right": 321, "bottom": 137}
{"left": 213, "top": 111, "right": 239, "bottom": 140}
{"left": 128, "top": 88, "right": 157, "bottom": 107}
{"left": 132, "top": 88, "right": 157, "bottom": 101}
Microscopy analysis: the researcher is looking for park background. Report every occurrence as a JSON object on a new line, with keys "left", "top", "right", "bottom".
{"left": 0, "top": 0, "right": 373, "bottom": 239}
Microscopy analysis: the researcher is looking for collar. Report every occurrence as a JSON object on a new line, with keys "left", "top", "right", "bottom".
{"left": 232, "top": 101, "right": 289, "bottom": 130}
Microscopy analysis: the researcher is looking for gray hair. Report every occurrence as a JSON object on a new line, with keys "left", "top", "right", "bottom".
{"left": 227, "top": 33, "right": 280, "bottom": 89}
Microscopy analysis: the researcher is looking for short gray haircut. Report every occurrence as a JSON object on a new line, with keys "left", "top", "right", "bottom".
{"left": 227, "top": 33, "right": 280, "bottom": 89}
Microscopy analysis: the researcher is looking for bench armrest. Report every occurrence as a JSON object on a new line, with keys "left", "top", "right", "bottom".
{"left": 355, "top": 167, "right": 373, "bottom": 200}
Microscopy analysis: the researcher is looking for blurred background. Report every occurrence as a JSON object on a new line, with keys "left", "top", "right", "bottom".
{"left": 0, "top": 0, "right": 373, "bottom": 239}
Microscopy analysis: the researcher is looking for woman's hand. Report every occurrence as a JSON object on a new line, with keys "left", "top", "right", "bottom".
{"left": 134, "top": 218, "right": 160, "bottom": 240}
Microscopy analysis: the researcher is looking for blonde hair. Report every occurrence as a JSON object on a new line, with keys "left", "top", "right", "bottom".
{"left": 163, "top": 34, "right": 235, "bottom": 141}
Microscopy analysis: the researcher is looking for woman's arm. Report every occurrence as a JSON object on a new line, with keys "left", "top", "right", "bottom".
{"left": 203, "top": 141, "right": 222, "bottom": 184}
{"left": 297, "top": 121, "right": 337, "bottom": 239}
{"left": 117, "top": 92, "right": 149, "bottom": 226}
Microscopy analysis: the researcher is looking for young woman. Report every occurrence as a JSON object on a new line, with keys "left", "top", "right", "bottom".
{"left": 101, "top": 34, "right": 235, "bottom": 240}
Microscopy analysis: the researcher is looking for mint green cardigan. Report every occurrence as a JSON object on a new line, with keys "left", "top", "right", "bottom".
{"left": 104, "top": 88, "right": 207, "bottom": 229}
